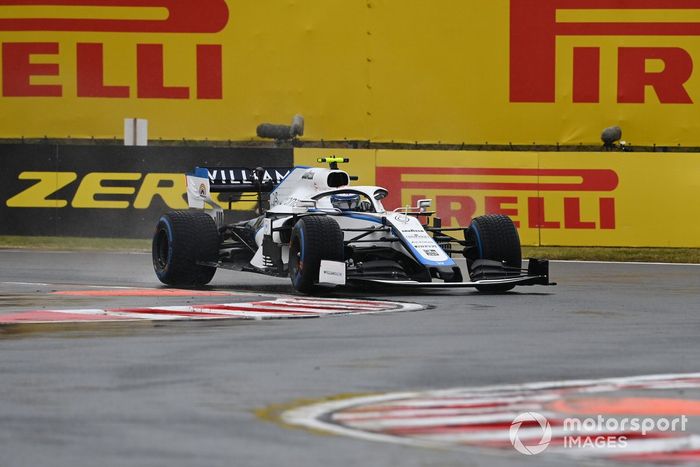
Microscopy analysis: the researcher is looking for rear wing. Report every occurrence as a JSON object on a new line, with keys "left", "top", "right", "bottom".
{"left": 191, "top": 167, "right": 292, "bottom": 193}
{"left": 186, "top": 166, "right": 292, "bottom": 211}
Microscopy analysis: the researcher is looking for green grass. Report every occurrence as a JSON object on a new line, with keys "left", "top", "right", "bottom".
{"left": 522, "top": 246, "right": 700, "bottom": 264}
{"left": 0, "top": 236, "right": 150, "bottom": 252}
{"left": 0, "top": 236, "right": 698, "bottom": 263}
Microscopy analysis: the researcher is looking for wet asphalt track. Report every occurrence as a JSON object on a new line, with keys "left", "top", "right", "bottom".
{"left": 1, "top": 249, "right": 699, "bottom": 467}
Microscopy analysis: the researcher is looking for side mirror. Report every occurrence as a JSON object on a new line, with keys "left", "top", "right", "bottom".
{"left": 417, "top": 199, "right": 432, "bottom": 213}
{"left": 296, "top": 199, "right": 317, "bottom": 208}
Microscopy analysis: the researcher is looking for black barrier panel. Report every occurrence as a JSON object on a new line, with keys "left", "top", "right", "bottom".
{"left": 0, "top": 144, "right": 292, "bottom": 238}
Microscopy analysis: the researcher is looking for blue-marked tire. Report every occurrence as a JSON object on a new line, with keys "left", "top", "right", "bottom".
{"left": 152, "top": 210, "right": 219, "bottom": 287}
{"left": 288, "top": 216, "right": 344, "bottom": 294}
{"left": 465, "top": 214, "right": 521, "bottom": 293}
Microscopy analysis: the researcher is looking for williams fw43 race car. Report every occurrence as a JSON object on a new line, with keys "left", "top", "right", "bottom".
{"left": 152, "top": 158, "right": 554, "bottom": 294}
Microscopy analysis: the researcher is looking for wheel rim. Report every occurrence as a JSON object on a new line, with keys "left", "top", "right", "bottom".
{"left": 154, "top": 228, "right": 170, "bottom": 271}
{"left": 464, "top": 224, "right": 480, "bottom": 272}
{"left": 289, "top": 236, "right": 302, "bottom": 280}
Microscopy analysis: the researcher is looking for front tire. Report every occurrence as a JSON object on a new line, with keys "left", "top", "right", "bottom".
{"left": 288, "top": 216, "right": 344, "bottom": 294}
{"left": 152, "top": 210, "right": 219, "bottom": 287}
{"left": 465, "top": 214, "right": 521, "bottom": 293}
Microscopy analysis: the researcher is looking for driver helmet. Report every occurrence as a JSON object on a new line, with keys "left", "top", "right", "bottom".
{"left": 331, "top": 193, "right": 360, "bottom": 211}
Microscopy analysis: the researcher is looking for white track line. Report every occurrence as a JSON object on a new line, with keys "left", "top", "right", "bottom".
{"left": 283, "top": 373, "right": 700, "bottom": 460}
{"left": 332, "top": 404, "right": 545, "bottom": 421}
{"left": 336, "top": 412, "right": 558, "bottom": 431}
{"left": 1, "top": 299, "right": 425, "bottom": 324}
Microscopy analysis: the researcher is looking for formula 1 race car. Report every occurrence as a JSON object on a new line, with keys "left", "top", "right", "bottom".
{"left": 152, "top": 158, "right": 554, "bottom": 294}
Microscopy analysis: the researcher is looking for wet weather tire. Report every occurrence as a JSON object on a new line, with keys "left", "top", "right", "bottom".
{"left": 288, "top": 216, "right": 344, "bottom": 294}
{"left": 465, "top": 214, "right": 521, "bottom": 293}
{"left": 152, "top": 210, "right": 219, "bottom": 287}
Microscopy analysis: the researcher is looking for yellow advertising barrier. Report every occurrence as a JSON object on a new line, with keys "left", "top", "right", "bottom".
{"left": 295, "top": 149, "right": 700, "bottom": 248}
{"left": 537, "top": 153, "right": 700, "bottom": 248}
{"left": 5, "top": 1, "right": 700, "bottom": 145}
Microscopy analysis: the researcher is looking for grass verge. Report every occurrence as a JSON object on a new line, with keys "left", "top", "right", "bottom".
{"left": 0, "top": 236, "right": 698, "bottom": 264}
{"left": 522, "top": 246, "right": 700, "bottom": 264}
{"left": 0, "top": 236, "right": 150, "bottom": 252}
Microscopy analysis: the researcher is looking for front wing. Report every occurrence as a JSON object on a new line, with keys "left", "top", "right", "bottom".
{"left": 350, "top": 259, "right": 555, "bottom": 289}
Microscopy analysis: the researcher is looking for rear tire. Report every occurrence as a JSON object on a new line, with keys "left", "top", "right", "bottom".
{"left": 465, "top": 214, "right": 521, "bottom": 293}
{"left": 152, "top": 210, "right": 219, "bottom": 287}
{"left": 288, "top": 216, "right": 344, "bottom": 294}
